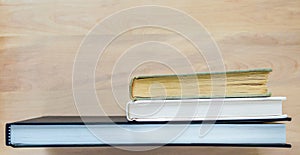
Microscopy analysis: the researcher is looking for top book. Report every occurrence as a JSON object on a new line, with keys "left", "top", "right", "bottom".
{"left": 130, "top": 68, "right": 272, "bottom": 100}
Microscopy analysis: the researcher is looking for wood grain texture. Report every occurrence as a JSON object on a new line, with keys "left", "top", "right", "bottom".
{"left": 0, "top": 0, "right": 299, "bottom": 154}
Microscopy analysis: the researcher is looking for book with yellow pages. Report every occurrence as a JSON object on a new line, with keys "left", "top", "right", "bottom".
{"left": 130, "top": 68, "right": 272, "bottom": 100}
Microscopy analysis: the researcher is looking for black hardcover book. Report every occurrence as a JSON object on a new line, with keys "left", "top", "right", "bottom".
{"left": 6, "top": 116, "right": 291, "bottom": 148}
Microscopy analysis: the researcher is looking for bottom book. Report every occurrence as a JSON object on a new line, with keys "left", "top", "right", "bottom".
{"left": 6, "top": 116, "right": 291, "bottom": 148}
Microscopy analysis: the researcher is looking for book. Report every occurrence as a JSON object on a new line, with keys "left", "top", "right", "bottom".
{"left": 127, "top": 97, "right": 287, "bottom": 121}
{"left": 130, "top": 68, "right": 272, "bottom": 100}
{"left": 6, "top": 116, "right": 291, "bottom": 147}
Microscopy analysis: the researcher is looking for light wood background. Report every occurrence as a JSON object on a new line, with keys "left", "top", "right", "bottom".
{"left": 1, "top": 0, "right": 299, "bottom": 154}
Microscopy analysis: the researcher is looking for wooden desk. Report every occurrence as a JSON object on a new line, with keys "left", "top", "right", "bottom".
{"left": 0, "top": 0, "right": 299, "bottom": 154}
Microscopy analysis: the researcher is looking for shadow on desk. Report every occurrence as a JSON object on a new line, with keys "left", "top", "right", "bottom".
{"left": 46, "top": 147, "right": 264, "bottom": 155}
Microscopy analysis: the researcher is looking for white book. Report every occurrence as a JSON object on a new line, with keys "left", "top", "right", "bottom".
{"left": 126, "top": 97, "right": 287, "bottom": 121}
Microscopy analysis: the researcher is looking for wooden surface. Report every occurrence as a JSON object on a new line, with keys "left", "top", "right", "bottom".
{"left": 0, "top": 0, "right": 299, "bottom": 154}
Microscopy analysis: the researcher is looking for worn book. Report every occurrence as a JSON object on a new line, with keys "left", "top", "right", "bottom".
{"left": 6, "top": 116, "right": 291, "bottom": 147}
{"left": 130, "top": 68, "right": 272, "bottom": 100}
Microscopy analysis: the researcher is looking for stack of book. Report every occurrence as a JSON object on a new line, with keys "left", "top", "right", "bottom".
{"left": 127, "top": 68, "right": 287, "bottom": 121}
{"left": 6, "top": 69, "right": 291, "bottom": 148}
{"left": 125, "top": 68, "right": 291, "bottom": 147}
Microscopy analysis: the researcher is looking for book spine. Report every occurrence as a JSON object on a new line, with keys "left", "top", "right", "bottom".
{"left": 126, "top": 101, "right": 134, "bottom": 121}
{"left": 6, "top": 124, "right": 12, "bottom": 146}
{"left": 129, "top": 77, "right": 137, "bottom": 100}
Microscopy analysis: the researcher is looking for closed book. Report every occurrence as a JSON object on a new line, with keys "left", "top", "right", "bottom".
{"left": 130, "top": 68, "right": 272, "bottom": 100}
{"left": 127, "top": 97, "right": 287, "bottom": 121}
{"left": 6, "top": 116, "right": 291, "bottom": 148}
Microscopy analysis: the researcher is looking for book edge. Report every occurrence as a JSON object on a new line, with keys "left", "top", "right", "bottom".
{"left": 130, "top": 96, "right": 285, "bottom": 103}
{"left": 8, "top": 143, "right": 291, "bottom": 148}
{"left": 133, "top": 68, "right": 272, "bottom": 79}
{"left": 132, "top": 93, "right": 272, "bottom": 100}
{"left": 5, "top": 123, "right": 12, "bottom": 146}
